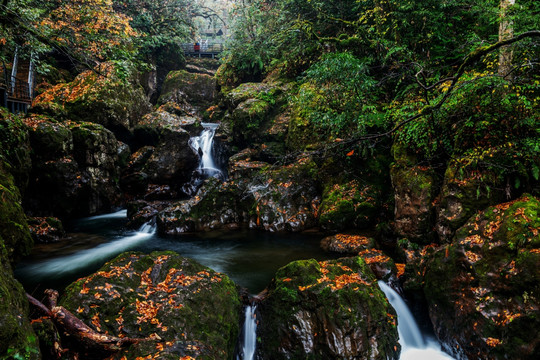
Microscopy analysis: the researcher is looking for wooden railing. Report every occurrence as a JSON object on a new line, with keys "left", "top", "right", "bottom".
{"left": 181, "top": 42, "right": 224, "bottom": 58}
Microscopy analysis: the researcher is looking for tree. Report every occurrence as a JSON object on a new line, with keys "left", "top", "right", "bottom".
{"left": 498, "top": 0, "right": 515, "bottom": 78}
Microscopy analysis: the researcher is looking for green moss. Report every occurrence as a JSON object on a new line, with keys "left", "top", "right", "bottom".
{"left": 0, "top": 161, "right": 33, "bottom": 263}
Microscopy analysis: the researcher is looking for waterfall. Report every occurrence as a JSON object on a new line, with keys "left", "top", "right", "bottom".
{"left": 237, "top": 304, "right": 258, "bottom": 360}
{"left": 189, "top": 122, "right": 222, "bottom": 174}
{"left": 377, "top": 281, "right": 455, "bottom": 360}
{"left": 184, "top": 122, "right": 224, "bottom": 196}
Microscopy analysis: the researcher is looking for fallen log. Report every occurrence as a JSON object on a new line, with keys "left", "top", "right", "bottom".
{"left": 27, "top": 291, "right": 141, "bottom": 354}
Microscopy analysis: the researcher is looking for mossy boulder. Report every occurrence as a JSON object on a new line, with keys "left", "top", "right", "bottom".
{"left": 60, "top": 251, "right": 242, "bottom": 360}
{"left": 0, "top": 161, "right": 33, "bottom": 262}
{"left": 250, "top": 157, "right": 320, "bottom": 232}
{"left": 390, "top": 164, "right": 437, "bottom": 243}
{"left": 24, "top": 114, "right": 73, "bottom": 160}
{"left": 158, "top": 70, "right": 217, "bottom": 112}
{"left": 319, "top": 180, "right": 381, "bottom": 231}
{"left": 424, "top": 195, "right": 540, "bottom": 359}
{"left": 436, "top": 159, "right": 507, "bottom": 242}
{"left": 134, "top": 110, "right": 200, "bottom": 146}
{"left": 258, "top": 257, "right": 400, "bottom": 359}
{"left": 32, "top": 63, "right": 151, "bottom": 141}
{"left": 0, "top": 109, "right": 32, "bottom": 191}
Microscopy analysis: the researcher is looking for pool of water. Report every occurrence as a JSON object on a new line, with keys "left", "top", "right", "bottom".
{"left": 15, "top": 210, "right": 338, "bottom": 295}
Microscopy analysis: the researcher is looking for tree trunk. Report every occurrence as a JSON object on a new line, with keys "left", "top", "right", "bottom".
{"left": 498, "top": 0, "right": 515, "bottom": 79}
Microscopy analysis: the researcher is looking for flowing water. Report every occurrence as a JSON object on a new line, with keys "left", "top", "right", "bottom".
{"left": 237, "top": 305, "right": 258, "bottom": 360}
{"left": 183, "top": 122, "right": 224, "bottom": 195}
{"left": 15, "top": 211, "right": 336, "bottom": 294}
{"left": 378, "top": 281, "right": 455, "bottom": 360}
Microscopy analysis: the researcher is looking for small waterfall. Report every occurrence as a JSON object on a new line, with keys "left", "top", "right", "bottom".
{"left": 184, "top": 122, "right": 224, "bottom": 195}
{"left": 237, "top": 304, "right": 258, "bottom": 360}
{"left": 378, "top": 281, "right": 455, "bottom": 360}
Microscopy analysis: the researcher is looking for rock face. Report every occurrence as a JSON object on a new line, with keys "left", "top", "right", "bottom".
{"left": 0, "top": 109, "right": 32, "bottom": 192}
{"left": 0, "top": 162, "right": 40, "bottom": 359}
{"left": 321, "top": 234, "right": 374, "bottom": 254}
{"left": 23, "top": 116, "right": 122, "bottom": 218}
{"left": 258, "top": 257, "right": 400, "bottom": 360}
{"left": 424, "top": 195, "right": 540, "bottom": 359}
{"left": 60, "top": 251, "right": 242, "bottom": 359}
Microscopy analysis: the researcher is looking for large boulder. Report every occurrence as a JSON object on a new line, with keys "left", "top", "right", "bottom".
{"left": 60, "top": 251, "right": 242, "bottom": 359}
{"left": 32, "top": 63, "right": 151, "bottom": 142}
{"left": 258, "top": 257, "right": 400, "bottom": 359}
{"left": 424, "top": 195, "right": 540, "bottom": 359}
{"left": 157, "top": 178, "right": 249, "bottom": 234}
{"left": 158, "top": 70, "right": 217, "bottom": 112}
{"left": 24, "top": 117, "right": 122, "bottom": 218}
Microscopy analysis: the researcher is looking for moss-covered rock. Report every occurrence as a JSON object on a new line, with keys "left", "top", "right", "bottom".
{"left": 424, "top": 195, "right": 540, "bottom": 359}
{"left": 134, "top": 110, "right": 200, "bottom": 146}
{"left": 32, "top": 62, "right": 151, "bottom": 141}
{"left": 319, "top": 180, "right": 381, "bottom": 232}
{"left": 60, "top": 251, "right": 241, "bottom": 359}
{"left": 390, "top": 164, "right": 437, "bottom": 243}
{"left": 0, "top": 161, "right": 33, "bottom": 262}
{"left": 0, "top": 109, "right": 32, "bottom": 192}
{"left": 158, "top": 70, "right": 217, "bottom": 112}
{"left": 258, "top": 257, "right": 400, "bottom": 359}
{"left": 436, "top": 158, "right": 507, "bottom": 242}
{"left": 157, "top": 178, "right": 248, "bottom": 234}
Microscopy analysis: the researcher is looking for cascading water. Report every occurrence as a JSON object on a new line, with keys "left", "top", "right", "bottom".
{"left": 378, "top": 281, "right": 455, "bottom": 360}
{"left": 16, "top": 213, "right": 157, "bottom": 281}
{"left": 237, "top": 304, "right": 258, "bottom": 360}
{"left": 184, "top": 122, "right": 224, "bottom": 195}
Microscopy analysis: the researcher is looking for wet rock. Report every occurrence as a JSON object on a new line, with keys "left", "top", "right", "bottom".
{"left": 158, "top": 178, "right": 248, "bottom": 234}
{"left": 127, "top": 200, "right": 170, "bottom": 228}
{"left": 357, "top": 249, "right": 398, "bottom": 283}
{"left": 258, "top": 257, "right": 400, "bottom": 360}
{"left": 28, "top": 217, "right": 66, "bottom": 243}
{"left": 424, "top": 195, "right": 540, "bottom": 359}
{"left": 116, "top": 141, "right": 131, "bottom": 168}
{"left": 321, "top": 234, "right": 374, "bottom": 254}
{"left": 60, "top": 251, "right": 241, "bottom": 359}
{"left": 143, "top": 129, "right": 198, "bottom": 185}
{"left": 390, "top": 164, "right": 437, "bottom": 243}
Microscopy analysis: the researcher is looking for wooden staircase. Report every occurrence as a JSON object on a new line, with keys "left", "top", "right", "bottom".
{"left": 1, "top": 54, "right": 34, "bottom": 113}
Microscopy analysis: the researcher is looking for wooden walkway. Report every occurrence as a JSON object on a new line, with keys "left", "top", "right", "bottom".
{"left": 181, "top": 42, "right": 224, "bottom": 59}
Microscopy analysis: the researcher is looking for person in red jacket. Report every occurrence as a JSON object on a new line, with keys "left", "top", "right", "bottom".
{"left": 194, "top": 42, "right": 200, "bottom": 52}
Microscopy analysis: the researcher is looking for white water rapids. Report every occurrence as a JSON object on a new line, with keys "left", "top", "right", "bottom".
{"left": 378, "top": 281, "right": 455, "bottom": 360}
{"left": 189, "top": 122, "right": 221, "bottom": 174}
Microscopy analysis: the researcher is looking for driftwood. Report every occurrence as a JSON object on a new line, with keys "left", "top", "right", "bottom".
{"left": 27, "top": 290, "right": 140, "bottom": 355}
